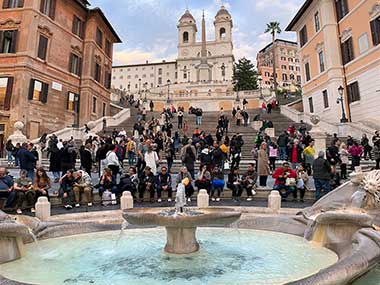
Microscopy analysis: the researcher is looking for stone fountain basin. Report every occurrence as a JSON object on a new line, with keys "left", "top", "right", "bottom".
{"left": 0, "top": 223, "right": 30, "bottom": 238}
{"left": 123, "top": 207, "right": 242, "bottom": 228}
{"left": 315, "top": 209, "right": 373, "bottom": 227}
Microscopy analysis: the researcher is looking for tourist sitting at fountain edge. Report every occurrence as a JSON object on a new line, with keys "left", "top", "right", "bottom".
{"left": 138, "top": 166, "right": 156, "bottom": 203}
{"left": 73, "top": 170, "right": 93, "bottom": 208}
{"left": 59, "top": 169, "right": 76, "bottom": 210}
{"left": 156, "top": 166, "right": 173, "bottom": 203}
{"left": 13, "top": 170, "right": 35, "bottom": 214}
{"left": 241, "top": 163, "right": 257, "bottom": 201}
{"left": 195, "top": 165, "right": 212, "bottom": 197}
{"left": 119, "top": 167, "right": 139, "bottom": 200}
{"left": 98, "top": 168, "right": 119, "bottom": 206}
{"left": 175, "top": 167, "right": 194, "bottom": 202}
{"left": 272, "top": 162, "right": 297, "bottom": 201}
{"left": 227, "top": 168, "right": 244, "bottom": 202}
{"left": 0, "top": 167, "right": 15, "bottom": 210}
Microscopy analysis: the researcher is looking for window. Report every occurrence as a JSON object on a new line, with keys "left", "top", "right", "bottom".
{"left": 0, "top": 77, "right": 13, "bottom": 110}
{"left": 282, "top": 74, "right": 287, "bottom": 81}
{"left": 281, "top": 65, "right": 287, "bottom": 70}
{"left": 341, "top": 37, "right": 354, "bottom": 64}
{"left": 297, "top": 75, "right": 301, "bottom": 82}
{"left": 69, "top": 53, "right": 82, "bottom": 75}
{"left": 135, "top": 84, "right": 137, "bottom": 89}
{"left": 158, "top": 68, "right": 162, "bottom": 75}
{"left": 134, "top": 75, "right": 138, "bottom": 78}
{"left": 184, "top": 72, "right": 187, "bottom": 79}
{"left": 37, "top": 35, "right": 48, "bottom": 60}
{"left": 0, "top": 30, "right": 17, "bottom": 53}
{"left": 142, "top": 74, "right": 146, "bottom": 78}
{"left": 72, "top": 16, "right": 84, "bottom": 38}
{"left": 40, "top": 0, "right": 56, "bottom": 19}
{"left": 296, "top": 66, "right": 300, "bottom": 71}
{"left": 265, "top": 72, "right": 270, "bottom": 77}
{"left": 28, "top": 79, "right": 48, "bottom": 103}
{"left": 105, "top": 39, "right": 111, "bottom": 57}
{"left": 92, "top": 97, "right": 97, "bottom": 113}
{"left": 299, "top": 25, "right": 308, "bottom": 47}
{"left": 2, "top": 0, "right": 24, "bottom": 8}
{"left": 67, "top": 92, "right": 75, "bottom": 111}
{"left": 158, "top": 77, "right": 162, "bottom": 85}
{"left": 150, "top": 83, "right": 153, "bottom": 88}
{"left": 318, "top": 51, "right": 325, "bottom": 72}
{"left": 102, "top": 102, "right": 106, "bottom": 117}
{"left": 308, "top": 97, "right": 314, "bottom": 113}
{"left": 220, "top": 27, "right": 226, "bottom": 39}
{"left": 289, "top": 66, "right": 294, "bottom": 71}
{"left": 183, "top": 32, "right": 189, "bottom": 43}
{"left": 305, "top": 62, "right": 311, "bottom": 81}
{"left": 370, "top": 16, "right": 380, "bottom": 46}
{"left": 290, "top": 74, "right": 295, "bottom": 80}
{"left": 104, "top": 70, "right": 111, "bottom": 89}
{"left": 347, "top": 81, "right": 360, "bottom": 103}
{"left": 322, "top": 90, "right": 329, "bottom": 108}
{"left": 314, "top": 12, "right": 320, "bottom": 32}
{"left": 358, "top": 33, "right": 369, "bottom": 54}
{"left": 335, "top": 0, "right": 348, "bottom": 21}
{"left": 127, "top": 75, "right": 131, "bottom": 79}
{"left": 94, "top": 62, "right": 101, "bottom": 83}
{"left": 96, "top": 28, "right": 103, "bottom": 48}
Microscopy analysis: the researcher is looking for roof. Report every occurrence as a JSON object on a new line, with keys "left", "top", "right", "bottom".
{"left": 258, "top": 39, "right": 298, "bottom": 54}
{"left": 286, "top": 0, "right": 313, "bottom": 31}
{"left": 215, "top": 5, "right": 231, "bottom": 18}
{"left": 89, "top": 8, "right": 122, "bottom": 43}
{"left": 179, "top": 9, "right": 196, "bottom": 22}
{"left": 113, "top": 61, "right": 177, "bottom": 69}
{"left": 74, "top": 0, "right": 90, "bottom": 8}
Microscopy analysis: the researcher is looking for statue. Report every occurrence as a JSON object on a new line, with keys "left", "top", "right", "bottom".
{"left": 175, "top": 180, "right": 187, "bottom": 213}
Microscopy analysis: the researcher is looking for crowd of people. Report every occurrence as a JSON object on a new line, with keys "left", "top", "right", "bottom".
{"left": 1, "top": 101, "right": 379, "bottom": 213}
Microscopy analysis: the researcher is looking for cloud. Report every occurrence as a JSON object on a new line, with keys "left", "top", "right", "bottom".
{"left": 255, "top": 0, "right": 300, "bottom": 16}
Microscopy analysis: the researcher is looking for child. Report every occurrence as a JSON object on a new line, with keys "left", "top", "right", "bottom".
{"left": 296, "top": 166, "right": 309, "bottom": 202}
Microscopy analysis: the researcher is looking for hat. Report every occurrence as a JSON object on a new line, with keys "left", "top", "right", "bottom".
{"left": 182, "top": 177, "right": 190, "bottom": 186}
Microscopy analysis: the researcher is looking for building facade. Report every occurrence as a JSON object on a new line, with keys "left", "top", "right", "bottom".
{"left": 256, "top": 39, "right": 302, "bottom": 92}
{"left": 286, "top": 0, "right": 380, "bottom": 127}
{"left": 112, "top": 6, "right": 234, "bottom": 96}
{"left": 0, "top": 0, "right": 121, "bottom": 143}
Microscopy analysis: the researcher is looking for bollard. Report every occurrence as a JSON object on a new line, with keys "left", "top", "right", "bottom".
{"left": 121, "top": 191, "right": 134, "bottom": 210}
{"left": 268, "top": 190, "right": 281, "bottom": 212}
{"left": 197, "top": 189, "right": 209, "bottom": 208}
{"left": 35, "top": 197, "right": 51, "bottom": 221}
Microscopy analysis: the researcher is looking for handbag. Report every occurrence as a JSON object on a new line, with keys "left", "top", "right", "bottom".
{"left": 212, "top": 179, "right": 225, "bottom": 189}
{"left": 102, "top": 190, "right": 112, "bottom": 206}
{"left": 286, "top": 178, "right": 296, "bottom": 187}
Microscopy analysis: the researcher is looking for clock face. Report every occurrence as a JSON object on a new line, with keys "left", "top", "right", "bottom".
{"left": 182, "top": 49, "right": 189, "bottom": 56}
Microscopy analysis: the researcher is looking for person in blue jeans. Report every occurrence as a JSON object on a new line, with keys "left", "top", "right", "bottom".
{"left": 272, "top": 162, "right": 297, "bottom": 201}
{"left": 0, "top": 167, "right": 15, "bottom": 209}
{"left": 312, "top": 151, "right": 332, "bottom": 200}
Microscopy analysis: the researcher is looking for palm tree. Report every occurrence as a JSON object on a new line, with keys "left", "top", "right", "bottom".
{"left": 265, "top": 21, "right": 282, "bottom": 96}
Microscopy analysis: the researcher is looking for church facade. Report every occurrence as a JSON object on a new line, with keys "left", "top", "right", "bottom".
{"left": 112, "top": 6, "right": 234, "bottom": 94}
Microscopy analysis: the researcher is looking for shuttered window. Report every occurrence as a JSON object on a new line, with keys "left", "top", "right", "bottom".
{"left": 341, "top": 37, "right": 354, "bottom": 65}
{"left": 105, "top": 39, "right": 111, "bottom": 57}
{"left": 28, "top": 79, "right": 48, "bottom": 103}
{"left": 94, "top": 62, "right": 101, "bottom": 83}
{"left": 69, "top": 53, "right": 82, "bottom": 76}
{"left": 92, "top": 97, "right": 97, "bottom": 113}
{"left": 72, "top": 15, "right": 85, "bottom": 39}
{"left": 96, "top": 28, "right": 103, "bottom": 48}
{"left": 299, "top": 25, "right": 308, "bottom": 47}
{"left": 2, "top": 0, "right": 24, "bottom": 8}
{"left": 335, "top": 0, "right": 348, "bottom": 21}
{"left": 347, "top": 81, "right": 360, "bottom": 104}
{"left": 370, "top": 16, "right": 380, "bottom": 46}
{"left": 322, "top": 90, "right": 329, "bottom": 108}
{"left": 308, "top": 97, "right": 314, "bottom": 113}
{"left": 0, "top": 77, "right": 13, "bottom": 111}
{"left": 0, "top": 30, "right": 18, "bottom": 53}
{"left": 67, "top": 92, "right": 75, "bottom": 111}
{"left": 318, "top": 51, "right": 325, "bottom": 72}
{"left": 40, "top": 0, "right": 56, "bottom": 19}
{"left": 305, "top": 62, "right": 311, "bottom": 82}
{"left": 104, "top": 70, "right": 111, "bottom": 89}
{"left": 37, "top": 35, "right": 48, "bottom": 60}
{"left": 102, "top": 102, "right": 106, "bottom": 117}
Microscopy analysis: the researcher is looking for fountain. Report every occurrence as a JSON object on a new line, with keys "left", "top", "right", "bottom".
{"left": 123, "top": 185, "right": 241, "bottom": 254}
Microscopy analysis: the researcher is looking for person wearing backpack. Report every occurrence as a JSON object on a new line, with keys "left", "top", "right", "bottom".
{"left": 180, "top": 140, "right": 196, "bottom": 179}
{"left": 5, "top": 140, "right": 14, "bottom": 166}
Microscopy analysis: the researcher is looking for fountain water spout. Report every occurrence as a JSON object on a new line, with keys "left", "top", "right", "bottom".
{"left": 175, "top": 183, "right": 187, "bottom": 214}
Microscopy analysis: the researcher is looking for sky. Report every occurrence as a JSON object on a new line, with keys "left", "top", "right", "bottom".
{"left": 90, "top": 0, "right": 305, "bottom": 66}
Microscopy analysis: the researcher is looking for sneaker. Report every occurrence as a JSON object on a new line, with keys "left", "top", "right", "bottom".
{"left": 246, "top": 197, "right": 253, "bottom": 201}
{"left": 168, "top": 198, "right": 172, "bottom": 202}
{"left": 87, "top": 202, "right": 93, "bottom": 207}
{"left": 251, "top": 190, "right": 257, "bottom": 196}
{"left": 16, "top": 209, "right": 22, "bottom": 214}
{"left": 65, "top": 205, "right": 73, "bottom": 210}
{"left": 211, "top": 197, "right": 216, "bottom": 201}
{"left": 187, "top": 198, "right": 191, "bottom": 202}
{"left": 216, "top": 197, "right": 221, "bottom": 202}
{"left": 75, "top": 203, "right": 80, "bottom": 208}
{"left": 158, "top": 198, "right": 162, "bottom": 203}
{"left": 31, "top": 208, "right": 36, "bottom": 213}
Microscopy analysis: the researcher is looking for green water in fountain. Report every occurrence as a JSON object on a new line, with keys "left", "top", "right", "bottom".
{"left": 0, "top": 228, "right": 337, "bottom": 285}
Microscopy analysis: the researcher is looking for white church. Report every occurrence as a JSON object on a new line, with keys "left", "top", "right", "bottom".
{"left": 112, "top": 6, "right": 261, "bottom": 111}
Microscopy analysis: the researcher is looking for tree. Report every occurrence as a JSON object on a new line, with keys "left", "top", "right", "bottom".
{"left": 264, "top": 21, "right": 282, "bottom": 95}
{"left": 233, "top": 57, "right": 258, "bottom": 91}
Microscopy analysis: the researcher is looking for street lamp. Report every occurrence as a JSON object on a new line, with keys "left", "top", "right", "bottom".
{"left": 138, "top": 78, "right": 142, "bottom": 99}
{"left": 337, "top": 85, "right": 348, "bottom": 123}
{"left": 257, "top": 74, "right": 263, "bottom": 99}
{"left": 167, "top": 79, "right": 171, "bottom": 103}
{"left": 143, "top": 82, "right": 148, "bottom": 103}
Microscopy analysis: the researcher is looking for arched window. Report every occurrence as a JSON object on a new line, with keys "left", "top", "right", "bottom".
{"left": 290, "top": 74, "right": 295, "bottom": 80}
{"left": 220, "top": 27, "right": 226, "bottom": 39}
{"left": 183, "top": 31, "right": 189, "bottom": 43}
{"left": 282, "top": 74, "right": 288, "bottom": 81}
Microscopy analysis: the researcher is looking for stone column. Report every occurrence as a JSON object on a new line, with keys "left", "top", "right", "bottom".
{"left": 121, "top": 191, "right": 134, "bottom": 210}
{"left": 197, "top": 189, "right": 209, "bottom": 208}
{"left": 35, "top": 197, "right": 50, "bottom": 221}
{"left": 268, "top": 190, "right": 281, "bottom": 212}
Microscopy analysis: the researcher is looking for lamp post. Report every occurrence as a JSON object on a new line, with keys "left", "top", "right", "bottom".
{"left": 167, "top": 79, "right": 171, "bottom": 103}
{"left": 143, "top": 82, "right": 148, "bottom": 103}
{"left": 337, "top": 85, "right": 348, "bottom": 123}
{"left": 138, "top": 78, "right": 142, "bottom": 100}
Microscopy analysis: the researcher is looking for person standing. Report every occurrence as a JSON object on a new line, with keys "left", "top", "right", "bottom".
{"left": 79, "top": 144, "right": 93, "bottom": 176}
{"left": 340, "top": 143, "right": 349, "bottom": 179}
{"left": 180, "top": 140, "right": 196, "bottom": 179}
{"left": 5, "top": 140, "right": 14, "bottom": 166}
{"left": 267, "top": 103, "right": 272, "bottom": 114}
{"left": 18, "top": 143, "right": 37, "bottom": 182}
{"left": 149, "top": 100, "right": 154, "bottom": 112}
{"left": 164, "top": 141, "right": 175, "bottom": 173}
{"left": 144, "top": 145, "right": 159, "bottom": 176}
{"left": 257, "top": 142, "right": 270, "bottom": 187}
{"left": 303, "top": 140, "right": 315, "bottom": 176}
{"left": 177, "top": 109, "right": 184, "bottom": 129}
{"left": 348, "top": 141, "right": 363, "bottom": 170}
{"left": 312, "top": 151, "right": 332, "bottom": 200}
{"left": 361, "top": 134, "right": 372, "bottom": 160}
{"left": 374, "top": 140, "right": 380, "bottom": 170}
{"left": 49, "top": 144, "right": 62, "bottom": 183}
{"left": 287, "top": 139, "right": 303, "bottom": 170}
{"left": 268, "top": 142, "right": 278, "bottom": 172}
{"left": 106, "top": 145, "right": 122, "bottom": 180}
{"left": 232, "top": 107, "right": 237, "bottom": 118}
{"left": 277, "top": 131, "right": 289, "bottom": 161}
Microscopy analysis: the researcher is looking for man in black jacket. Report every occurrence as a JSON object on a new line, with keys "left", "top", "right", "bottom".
{"left": 18, "top": 143, "right": 37, "bottom": 182}
{"left": 312, "top": 151, "right": 332, "bottom": 200}
{"left": 277, "top": 131, "right": 289, "bottom": 160}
